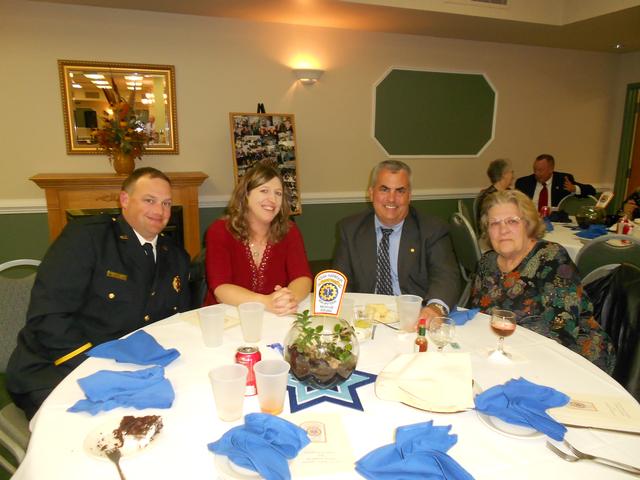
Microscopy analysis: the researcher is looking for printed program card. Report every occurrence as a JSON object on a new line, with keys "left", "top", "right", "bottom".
{"left": 288, "top": 413, "right": 355, "bottom": 476}
{"left": 549, "top": 393, "right": 640, "bottom": 433}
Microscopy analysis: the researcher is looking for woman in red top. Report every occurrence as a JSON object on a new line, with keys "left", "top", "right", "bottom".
{"left": 204, "top": 163, "right": 312, "bottom": 315}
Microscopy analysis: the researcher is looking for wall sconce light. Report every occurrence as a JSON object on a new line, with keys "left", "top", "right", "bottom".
{"left": 293, "top": 68, "right": 324, "bottom": 85}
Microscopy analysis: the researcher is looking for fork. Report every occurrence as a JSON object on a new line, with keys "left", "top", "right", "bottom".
{"left": 546, "top": 441, "right": 640, "bottom": 475}
{"left": 105, "top": 448, "right": 127, "bottom": 480}
{"left": 372, "top": 319, "right": 399, "bottom": 331}
{"left": 563, "top": 439, "right": 640, "bottom": 475}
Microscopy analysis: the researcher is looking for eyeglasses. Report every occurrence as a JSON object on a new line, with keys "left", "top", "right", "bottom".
{"left": 488, "top": 216, "right": 523, "bottom": 230}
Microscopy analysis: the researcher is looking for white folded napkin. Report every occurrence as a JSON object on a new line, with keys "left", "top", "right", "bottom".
{"left": 375, "top": 353, "right": 474, "bottom": 412}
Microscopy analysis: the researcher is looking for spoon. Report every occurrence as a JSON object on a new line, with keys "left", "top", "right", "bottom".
{"left": 105, "top": 448, "right": 127, "bottom": 480}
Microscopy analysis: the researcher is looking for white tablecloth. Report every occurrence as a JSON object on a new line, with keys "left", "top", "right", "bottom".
{"left": 543, "top": 222, "right": 585, "bottom": 262}
{"left": 14, "top": 293, "right": 640, "bottom": 479}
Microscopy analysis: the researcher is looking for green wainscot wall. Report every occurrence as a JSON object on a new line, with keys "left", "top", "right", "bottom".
{"left": 0, "top": 198, "right": 462, "bottom": 265}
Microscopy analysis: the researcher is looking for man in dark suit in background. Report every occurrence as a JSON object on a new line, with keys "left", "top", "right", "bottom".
{"left": 515, "top": 153, "right": 596, "bottom": 210}
{"left": 333, "top": 160, "right": 460, "bottom": 321}
{"left": 6, "top": 167, "right": 192, "bottom": 419}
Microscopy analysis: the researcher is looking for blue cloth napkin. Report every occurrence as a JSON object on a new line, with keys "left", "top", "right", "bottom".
{"left": 208, "top": 413, "right": 310, "bottom": 480}
{"left": 88, "top": 330, "right": 180, "bottom": 366}
{"left": 575, "top": 224, "right": 608, "bottom": 239}
{"left": 68, "top": 365, "right": 175, "bottom": 415}
{"left": 474, "top": 377, "right": 569, "bottom": 441}
{"left": 449, "top": 308, "right": 480, "bottom": 326}
{"left": 356, "top": 421, "right": 473, "bottom": 480}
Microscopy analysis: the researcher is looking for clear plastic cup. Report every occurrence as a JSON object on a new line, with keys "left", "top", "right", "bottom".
{"left": 397, "top": 294, "right": 422, "bottom": 332}
{"left": 238, "top": 302, "right": 264, "bottom": 343}
{"left": 253, "top": 359, "right": 290, "bottom": 416}
{"left": 199, "top": 305, "right": 226, "bottom": 348}
{"left": 208, "top": 364, "right": 248, "bottom": 421}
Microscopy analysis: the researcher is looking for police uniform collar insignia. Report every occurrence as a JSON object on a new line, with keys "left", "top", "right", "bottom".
{"left": 172, "top": 275, "right": 181, "bottom": 293}
{"left": 119, "top": 234, "right": 129, "bottom": 240}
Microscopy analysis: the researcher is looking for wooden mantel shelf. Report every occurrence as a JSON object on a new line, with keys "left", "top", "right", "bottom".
{"left": 31, "top": 171, "right": 208, "bottom": 259}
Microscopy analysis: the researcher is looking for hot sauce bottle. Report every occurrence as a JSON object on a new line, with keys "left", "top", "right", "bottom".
{"left": 414, "top": 318, "right": 428, "bottom": 352}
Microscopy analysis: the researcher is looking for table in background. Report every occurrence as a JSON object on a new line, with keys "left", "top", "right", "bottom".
{"left": 543, "top": 221, "right": 585, "bottom": 262}
{"left": 14, "top": 293, "right": 640, "bottom": 479}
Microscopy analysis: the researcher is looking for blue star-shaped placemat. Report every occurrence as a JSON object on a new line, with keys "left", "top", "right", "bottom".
{"left": 287, "top": 370, "right": 376, "bottom": 413}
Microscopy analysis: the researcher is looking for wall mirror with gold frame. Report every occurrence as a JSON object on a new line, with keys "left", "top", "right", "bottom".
{"left": 58, "top": 60, "right": 179, "bottom": 155}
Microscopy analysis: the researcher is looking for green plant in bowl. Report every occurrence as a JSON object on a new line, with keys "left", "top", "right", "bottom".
{"left": 284, "top": 310, "right": 359, "bottom": 389}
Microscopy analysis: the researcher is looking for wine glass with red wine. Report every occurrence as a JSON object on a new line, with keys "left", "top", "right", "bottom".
{"left": 490, "top": 309, "right": 516, "bottom": 357}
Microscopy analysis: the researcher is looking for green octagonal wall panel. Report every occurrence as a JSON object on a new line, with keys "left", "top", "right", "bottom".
{"left": 374, "top": 69, "right": 496, "bottom": 157}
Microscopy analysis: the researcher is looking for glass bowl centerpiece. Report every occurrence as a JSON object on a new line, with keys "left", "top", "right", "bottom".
{"left": 284, "top": 310, "right": 359, "bottom": 389}
{"left": 575, "top": 205, "right": 605, "bottom": 229}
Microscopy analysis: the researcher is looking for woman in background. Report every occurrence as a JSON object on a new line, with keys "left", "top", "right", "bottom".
{"left": 204, "top": 163, "right": 312, "bottom": 315}
{"left": 468, "top": 189, "right": 615, "bottom": 373}
{"left": 475, "top": 158, "right": 514, "bottom": 227}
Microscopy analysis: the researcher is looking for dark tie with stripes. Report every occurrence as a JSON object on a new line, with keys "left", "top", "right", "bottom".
{"left": 142, "top": 242, "right": 155, "bottom": 277}
{"left": 375, "top": 228, "right": 394, "bottom": 295}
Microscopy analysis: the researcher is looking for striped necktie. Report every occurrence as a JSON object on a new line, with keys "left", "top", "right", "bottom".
{"left": 375, "top": 228, "right": 394, "bottom": 295}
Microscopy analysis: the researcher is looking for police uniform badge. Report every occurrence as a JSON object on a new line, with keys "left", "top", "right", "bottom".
{"left": 172, "top": 275, "right": 181, "bottom": 293}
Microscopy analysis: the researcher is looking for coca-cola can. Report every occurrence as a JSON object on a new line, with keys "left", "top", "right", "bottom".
{"left": 618, "top": 220, "right": 632, "bottom": 235}
{"left": 235, "top": 346, "right": 261, "bottom": 396}
{"left": 540, "top": 206, "right": 550, "bottom": 218}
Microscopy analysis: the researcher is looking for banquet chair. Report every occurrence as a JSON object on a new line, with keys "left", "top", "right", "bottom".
{"left": 449, "top": 213, "right": 481, "bottom": 306}
{"left": 0, "top": 259, "right": 39, "bottom": 474}
{"left": 556, "top": 194, "right": 597, "bottom": 216}
{"left": 457, "top": 199, "right": 477, "bottom": 234}
{"left": 585, "top": 263, "right": 640, "bottom": 401}
{"left": 575, "top": 234, "right": 640, "bottom": 279}
{"left": 188, "top": 248, "right": 207, "bottom": 309}
{"left": 472, "top": 195, "right": 481, "bottom": 228}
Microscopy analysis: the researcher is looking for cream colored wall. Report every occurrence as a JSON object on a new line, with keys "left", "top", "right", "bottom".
{"left": 0, "top": 0, "right": 630, "bottom": 207}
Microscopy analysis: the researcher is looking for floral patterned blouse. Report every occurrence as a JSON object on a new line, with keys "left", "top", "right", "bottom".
{"left": 468, "top": 240, "right": 615, "bottom": 373}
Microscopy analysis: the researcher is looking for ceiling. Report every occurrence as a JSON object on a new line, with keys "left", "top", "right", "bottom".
{"left": 34, "top": 0, "right": 640, "bottom": 53}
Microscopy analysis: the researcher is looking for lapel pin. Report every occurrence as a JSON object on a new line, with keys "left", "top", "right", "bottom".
{"left": 172, "top": 275, "right": 181, "bottom": 293}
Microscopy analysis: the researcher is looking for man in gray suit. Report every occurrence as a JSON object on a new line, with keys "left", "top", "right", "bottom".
{"left": 333, "top": 160, "right": 460, "bottom": 321}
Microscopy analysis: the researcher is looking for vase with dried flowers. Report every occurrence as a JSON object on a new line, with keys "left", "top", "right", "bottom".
{"left": 92, "top": 78, "right": 149, "bottom": 175}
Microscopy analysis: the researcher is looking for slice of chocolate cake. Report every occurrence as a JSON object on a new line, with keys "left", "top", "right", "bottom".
{"left": 112, "top": 415, "right": 163, "bottom": 453}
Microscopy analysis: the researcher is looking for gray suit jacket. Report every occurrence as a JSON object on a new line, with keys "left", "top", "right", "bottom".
{"left": 333, "top": 207, "right": 461, "bottom": 309}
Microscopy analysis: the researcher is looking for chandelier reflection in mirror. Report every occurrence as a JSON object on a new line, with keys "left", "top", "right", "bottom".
{"left": 58, "top": 60, "right": 179, "bottom": 155}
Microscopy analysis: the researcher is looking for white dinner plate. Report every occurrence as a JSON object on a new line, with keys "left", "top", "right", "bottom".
{"left": 84, "top": 415, "right": 164, "bottom": 460}
{"left": 475, "top": 410, "right": 543, "bottom": 439}
{"left": 473, "top": 382, "right": 542, "bottom": 439}
{"left": 214, "top": 454, "right": 262, "bottom": 479}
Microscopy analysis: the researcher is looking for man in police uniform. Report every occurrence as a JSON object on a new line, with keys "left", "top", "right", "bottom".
{"left": 6, "top": 167, "right": 192, "bottom": 419}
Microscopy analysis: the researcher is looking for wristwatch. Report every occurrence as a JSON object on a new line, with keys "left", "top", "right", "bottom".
{"left": 425, "top": 302, "right": 447, "bottom": 317}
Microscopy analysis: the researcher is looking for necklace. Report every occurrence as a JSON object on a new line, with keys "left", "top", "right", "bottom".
{"left": 249, "top": 239, "right": 267, "bottom": 260}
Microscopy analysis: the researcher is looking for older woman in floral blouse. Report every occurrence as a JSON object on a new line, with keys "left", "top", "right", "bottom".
{"left": 468, "top": 189, "right": 615, "bottom": 373}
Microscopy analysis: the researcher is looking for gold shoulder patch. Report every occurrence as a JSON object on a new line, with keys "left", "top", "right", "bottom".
{"left": 172, "top": 275, "right": 181, "bottom": 293}
{"left": 107, "top": 270, "right": 128, "bottom": 281}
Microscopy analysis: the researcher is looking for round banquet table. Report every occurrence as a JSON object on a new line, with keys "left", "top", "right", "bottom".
{"left": 13, "top": 293, "right": 640, "bottom": 479}
{"left": 542, "top": 221, "right": 585, "bottom": 262}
